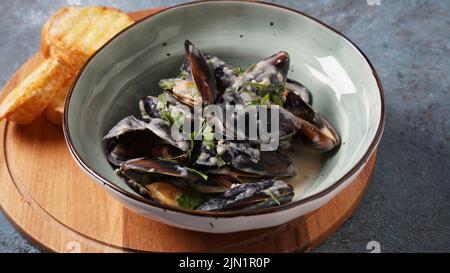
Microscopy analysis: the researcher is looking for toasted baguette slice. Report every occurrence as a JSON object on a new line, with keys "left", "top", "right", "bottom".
{"left": 44, "top": 82, "right": 71, "bottom": 127}
{"left": 0, "top": 57, "right": 73, "bottom": 124}
{"left": 41, "top": 6, "right": 134, "bottom": 69}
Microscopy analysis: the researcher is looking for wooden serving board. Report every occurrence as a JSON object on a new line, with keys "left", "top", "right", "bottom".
{"left": 0, "top": 8, "right": 377, "bottom": 252}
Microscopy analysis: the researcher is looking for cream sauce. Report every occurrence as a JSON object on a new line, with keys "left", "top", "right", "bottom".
{"left": 282, "top": 144, "right": 323, "bottom": 201}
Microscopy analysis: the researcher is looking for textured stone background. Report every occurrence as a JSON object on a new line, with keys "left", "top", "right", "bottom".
{"left": 0, "top": 0, "right": 449, "bottom": 253}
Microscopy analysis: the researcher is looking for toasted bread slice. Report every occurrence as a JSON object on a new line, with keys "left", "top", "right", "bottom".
{"left": 0, "top": 57, "right": 74, "bottom": 124}
{"left": 41, "top": 6, "right": 134, "bottom": 69}
{"left": 44, "top": 82, "right": 71, "bottom": 127}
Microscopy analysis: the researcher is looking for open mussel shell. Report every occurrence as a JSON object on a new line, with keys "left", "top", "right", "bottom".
{"left": 204, "top": 167, "right": 266, "bottom": 184}
{"left": 295, "top": 117, "right": 341, "bottom": 151}
{"left": 159, "top": 78, "right": 203, "bottom": 107}
{"left": 216, "top": 141, "right": 296, "bottom": 177}
{"left": 230, "top": 51, "right": 290, "bottom": 94}
{"left": 104, "top": 115, "right": 149, "bottom": 140}
{"left": 213, "top": 105, "right": 300, "bottom": 145}
{"left": 220, "top": 51, "right": 292, "bottom": 110}
{"left": 122, "top": 178, "right": 151, "bottom": 199}
{"left": 231, "top": 151, "right": 296, "bottom": 177}
{"left": 284, "top": 91, "right": 340, "bottom": 151}
{"left": 107, "top": 131, "right": 184, "bottom": 166}
{"left": 119, "top": 157, "right": 207, "bottom": 187}
{"left": 188, "top": 175, "right": 234, "bottom": 194}
{"left": 120, "top": 157, "right": 202, "bottom": 180}
{"left": 148, "top": 118, "right": 190, "bottom": 152}
{"left": 196, "top": 179, "right": 294, "bottom": 212}
{"left": 124, "top": 179, "right": 184, "bottom": 208}
{"left": 181, "top": 53, "right": 238, "bottom": 92}
{"left": 285, "top": 78, "right": 313, "bottom": 106}
{"left": 104, "top": 116, "right": 190, "bottom": 152}
{"left": 266, "top": 106, "right": 302, "bottom": 140}
{"left": 104, "top": 116, "right": 190, "bottom": 166}
{"left": 104, "top": 116, "right": 185, "bottom": 166}
{"left": 263, "top": 51, "right": 290, "bottom": 76}
{"left": 184, "top": 40, "right": 218, "bottom": 105}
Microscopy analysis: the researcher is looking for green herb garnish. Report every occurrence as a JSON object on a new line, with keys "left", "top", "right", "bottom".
{"left": 156, "top": 93, "right": 168, "bottom": 110}
{"left": 215, "top": 155, "right": 226, "bottom": 168}
{"left": 242, "top": 82, "right": 273, "bottom": 91}
{"left": 157, "top": 157, "right": 178, "bottom": 164}
{"left": 265, "top": 189, "right": 281, "bottom": 205}
{"left": 160, "top": 110, "right": 175, "bottom": 125}
{"left": 243, "top": 64, "right": 256, "bottom": 74}
{"left": 242, "top": 82, "right": 285, "bottom": 106}
{"left": 270, "top": 92, "right": 284, "bottom": 106}
{"left": 178, "top": 70, "right": 190, "bottom": 80}
{"left": 176, "top": 186, "right": 203, "bottom": 209}
{"left": 159, "top": 79, "right": 176, "bottom": 90}
{"left": 236, "top": 60, "right": 245, "bottom": 76}
{"left": 187, "top": 167, "right": 208, "bottom": 181}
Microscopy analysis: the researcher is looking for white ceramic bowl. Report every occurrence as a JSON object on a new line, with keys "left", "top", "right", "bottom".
{"left": 64, "top": 1, "right": 385, "bottom": 233}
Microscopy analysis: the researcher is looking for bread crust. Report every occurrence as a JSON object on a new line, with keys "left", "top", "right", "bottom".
{"left": 41, "top": 6, "right": 134, "bottom": 70}
{"left": 0, "top": 57, "right": 74, "bottom": 124}
{"left": 0, "top": 6, "right": 134, "bottom": 125}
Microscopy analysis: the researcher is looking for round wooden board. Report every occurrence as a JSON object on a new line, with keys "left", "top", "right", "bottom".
{"left": 0, "top": 8, "right": 377, "bottom": 253}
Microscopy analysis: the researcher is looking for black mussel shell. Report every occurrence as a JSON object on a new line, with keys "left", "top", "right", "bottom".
{"left": 184, "top": 40, "right": 218, "bottom": 104}
{"left": 196, "top": 179, "right": 294, "bottom": 211}
{"left": 285, "top": 78, "right": 313, "bottom": 106}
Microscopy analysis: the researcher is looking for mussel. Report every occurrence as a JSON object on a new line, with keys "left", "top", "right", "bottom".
{"left": 139, "top": 93, "right": 189, "bottom": 121}
{"left": 157, "top": 41, "right": 219, "bottom": 107}
{"left": 285, "top": 78, "right": 313, "bottom": 106}
{"left": 216, "top": 141, "right": 296, "bottom": 177}
{"left": 284, "top": 91, "right": 340, "bottom": 151}
{"left": 104, "top": 116, "right": 190, "bottom": 166}
{"left": 231, "top": 51, "right": 290, "bottom": 94}
{"left": 184, "top": 40, "right": 218, "bottom": 105}
{"left": 196, "top": 179, "right": 294, "bottom": 211}
{"left": 119, "top": 157, "right": 204, "bottom": 184}
{"left": 181, "top": 53, "right": 239, "bottom": 92}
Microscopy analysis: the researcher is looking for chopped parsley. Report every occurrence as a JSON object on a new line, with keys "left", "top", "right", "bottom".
{"left": 176, "top": 186, "right": 203, "bottom": 209}
{"left": 156, "top": 94, "right": 186, "bottom": 127}
{"left": 236, "top": 60, "right": 245, "bottom": 76}
{"left": 157, "top": 157, "right": 178, "bottom": 164}
{"left": 187, "top": 167, "right": 208, "bottom": 180}
{"left": 159, "top": 79, "right": 176, "bottom": 90}
{"left": 242, "top": 82, "right": 285, "bottom": 106}
{"left": 178, "top": 70, "right": 190, "bottom": 80}
{"left": 236, "top": 62, "right": 256, "bottom": 77}
{"left": 215, "top": 155, "right": 226, "bottom": 168}
{"left": 265, "top": 189, "right": 281, "bottom": 205}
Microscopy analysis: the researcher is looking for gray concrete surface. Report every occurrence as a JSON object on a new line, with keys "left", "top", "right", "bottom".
{"left": 0, "top": 0, "right": 448, "bottom": 253}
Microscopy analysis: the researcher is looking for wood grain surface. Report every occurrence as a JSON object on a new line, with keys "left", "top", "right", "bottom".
{"left": 0, "top": 8, "right": 377, "bottom": 253}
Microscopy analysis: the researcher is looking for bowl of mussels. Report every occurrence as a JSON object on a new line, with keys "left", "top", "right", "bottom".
{"left": 64, "top": 1, "right": 385, "bottom": 233}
